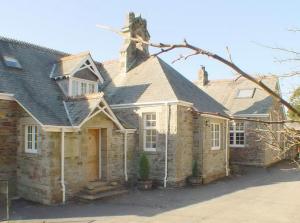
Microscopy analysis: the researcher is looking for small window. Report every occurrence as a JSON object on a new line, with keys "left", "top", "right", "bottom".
{"left": 211, "top": 123, "right": 220, "bottom": 150}
{"left": 3, "top": 56, "right": 22, "bottom": 69}
{"left": 72, "top": 80, "right": 79, "bottom": 96}
{"left": 88, "top": 83, "right": 95, "bottom": 94}
{"left": 230, "top": 122, "right": 245, "bottom": 147}
{"left": 81, "top": 82, "right": 87, "bottom": 95}
{"left": 143, "top": 113, "right": 157, "bottom": 151}
{"left": 25, "top": 125, "right": 38, "bottom": 153}
{"left": 236, "top": 89, "right": 255, "bottom": 98}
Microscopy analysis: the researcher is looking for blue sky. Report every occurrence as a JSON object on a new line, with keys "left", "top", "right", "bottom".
{"left": 0, "top": 0, "right": 299, "bottom": 98}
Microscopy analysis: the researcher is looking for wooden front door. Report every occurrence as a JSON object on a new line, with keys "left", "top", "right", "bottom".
{"left": 87, "top": 129, "right": 99, "bottom": 181}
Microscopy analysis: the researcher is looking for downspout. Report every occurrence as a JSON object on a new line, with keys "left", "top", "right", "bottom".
{"left": 164, "top": 103, "right": 170, "bottom": 188}
{"left": 61, "top": 128, "right": 66, "bottom": 204}
{"left": 124, "top": 130, "right": 128, "bottom": 182}
{"left": 225, "top": 120, "right": 229, "bottom": 176}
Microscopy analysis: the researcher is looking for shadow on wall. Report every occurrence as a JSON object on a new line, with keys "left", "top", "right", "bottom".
{"left": 9, "top": 161, "right": 299, "bottom": 220}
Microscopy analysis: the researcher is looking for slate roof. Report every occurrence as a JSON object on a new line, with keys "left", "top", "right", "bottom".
{"left": 0, "top": 36, "right": 71, "bottom": 126}
{"left": 64, "top": 93, "right": 103, "bottom": 126}
{"left": 0, "top": 36, "right": 229, "bottom": 127}
{"left": 195, "top": 76, "right": 279, "bottom": 116}
{"left": 104, "top": 57, "right": 227, "bottom": 114}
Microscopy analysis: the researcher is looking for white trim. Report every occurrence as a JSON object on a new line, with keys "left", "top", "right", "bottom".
{"left": 164, "top": 103, "right": 170, "bottom": 188}
{"left": 229, "top": 121, "right": 245, "bottom": 147}
{"left": 63, "top": 101, "right": 73, "bottom": 126}
{"left": 201, "top": 113, "right": 229, "bottom": 120}
{"left": 143, "top": 112, "right": 158, "bottom": 152}
{"left": 99, "top": 129, "right": 102, "bottom": 180}
{"left": 0, "top": 93, "right": 14, "bottom": 101}
{"left": 61, "top": 128, "right": 66, "bottom": 204}
{"left": 211, "top": 123, "right": 221, "bottom": 150}
{"left": 24, "top": 125, "right": 39, "bottom": 154}
{"left": 124, "top": 131, "right": 128, "bottom": 182}
{"left": 78, "top": 96, "right": 124, "bottom": 130}
{"left": 110, "top": 100, "right": 193, "bottom": 109}
{"left": 49, "top": 64, "right": 56, "bottom": 78}
{"left": 225, "top": 120, "right": 229, "bottom": 176}
{"left": 233, "top": 114, "right": 269, "bottom": 118}
{"left": 69, "top": 54, "right": 104, "bottom": 83}
{"left": 43, "top": 126, "right": 79, "bottom": 132}
{"left": 69, "top": 77, "right": 98, "bottom": 97}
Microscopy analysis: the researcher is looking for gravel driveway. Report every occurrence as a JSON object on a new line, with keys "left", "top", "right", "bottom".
{"left": 6, "top": 161, "right": 300, "bottom": 223}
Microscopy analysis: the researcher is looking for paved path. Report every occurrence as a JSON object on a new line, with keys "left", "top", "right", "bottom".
{"left": 7, "top": 161, "right": 300, "bottom": 223}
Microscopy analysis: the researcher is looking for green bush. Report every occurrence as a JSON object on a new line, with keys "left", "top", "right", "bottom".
{"left": 139, "top": 153, "right": 150, "bottom": 181}
{"left": 192, "top": 160, "right": 198, "bottom": 177}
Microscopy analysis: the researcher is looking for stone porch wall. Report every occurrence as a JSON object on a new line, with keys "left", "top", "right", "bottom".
{"left": 49, "top": 113, "right": 129, "bottom": 202}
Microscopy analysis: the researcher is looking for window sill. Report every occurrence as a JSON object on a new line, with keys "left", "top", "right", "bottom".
{"left": 24, "top": 149, "right": 38, "bottom": 154}
{"left": 144, "top": 148, "right": 156, "bottom": 152}
{"left": 230, "top": 145, "right": 245, "bottom": 148}
{"left": 211, "top": 147, "right": 220, "bottom": 150}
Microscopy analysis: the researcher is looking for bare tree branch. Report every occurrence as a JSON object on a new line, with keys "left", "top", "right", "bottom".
{"left": 254, "top": 42, "right": 300, "bottom": 55}
{"left": 97, "top": 25, "right": 300, "bottom": 118}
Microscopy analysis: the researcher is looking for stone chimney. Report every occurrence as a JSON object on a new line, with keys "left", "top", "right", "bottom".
{"left": 120, "top": 12, "right": 150, "bottom": 73}
{"left": 198, "top": 66, "right": 208, "bottom": 86}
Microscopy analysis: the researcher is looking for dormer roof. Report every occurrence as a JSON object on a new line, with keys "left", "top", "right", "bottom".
{"left": 50, "top": 51, "right": 104, "bottom": 83}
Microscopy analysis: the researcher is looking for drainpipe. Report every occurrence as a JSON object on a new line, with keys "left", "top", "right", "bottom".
{"left": 61, "top": 128, "right": 66, "bottom": 204}
{"left": 164, "top": 103, "right": 170, "bottom": 188}
{"left": 124, "top": 130, "right": 128, "bottom": 182}
{"left": 225, "top": 120, "right": 229, "bottom": 176}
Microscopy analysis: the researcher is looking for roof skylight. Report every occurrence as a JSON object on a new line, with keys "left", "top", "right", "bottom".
{"left": 3, "top": 56, "right": 22, "bottom": 69}
{"left": 236, "top": 88, "right": 255, "bottom": 98}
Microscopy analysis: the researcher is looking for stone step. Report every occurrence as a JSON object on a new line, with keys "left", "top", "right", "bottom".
{"left": 83, "top": 185, "right": 123, "bottom": 195}
{"left": 86, "top": 181, "right": 109, "bottom": 190}
{"left": 77, "top": 189, "right": 128, "bottom": 201}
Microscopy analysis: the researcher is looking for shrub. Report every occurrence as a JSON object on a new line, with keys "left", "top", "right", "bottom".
{"left": 139, "top": 153, "right": 150, "bottom": 181}
{"left": 192, "top": 160, "right": 198, "bottom": 177}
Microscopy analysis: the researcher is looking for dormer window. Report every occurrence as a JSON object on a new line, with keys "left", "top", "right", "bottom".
{"left": 3, "top": 56, "right": 22, "bottom": 69}
{"left": 236, "top": 88, "right": 255, "bottom": 98}
{"left": 70, "top": 78, "right": 98, "bottom": 96}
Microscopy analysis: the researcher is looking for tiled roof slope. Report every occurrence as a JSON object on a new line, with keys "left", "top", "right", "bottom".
{"left": 0, "top": 37, "right": 70, "bottom": 125}
{"left": 195, "top": 76, "right": 279, "bottom": 115}
{"left": 104, "top": 56, "right": 227, "bottom": 114}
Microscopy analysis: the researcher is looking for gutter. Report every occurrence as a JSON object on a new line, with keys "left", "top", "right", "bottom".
{"left": 164, "top": 103, "right": 170, "bottom": 188}
{"left": 61, "top": 128, "right": 66, "bottom": 204}
{"left": 124, "top": 130, "right": 128, "bottom": 182}
{"left": 225, "top": 120, "right": 230, "bottom": 176}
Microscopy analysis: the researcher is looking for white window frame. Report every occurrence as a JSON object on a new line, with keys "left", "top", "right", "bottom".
{"left": 211, "top": 123, "right": 221, "bottom": 150}
{"left": 25, "top": 125, "right": 39, "bottom": 154}
{"left": 143, "top": 112, "right": 157, "bottom": 152}
{"left": 69, "top": 77, "right": 98, "bottom": 97}
{"left": 230, "top": 121, "right": 245, "bottom": 147}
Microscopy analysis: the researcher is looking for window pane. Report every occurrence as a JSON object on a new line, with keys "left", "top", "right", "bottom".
{"left": 81, "top": 82, "right": 87, "bottom": 95}
{"left": 72, "top": 80, "right": 78, "bottom": 96}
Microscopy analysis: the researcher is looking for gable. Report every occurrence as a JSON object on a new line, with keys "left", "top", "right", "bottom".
{"left": 73, "top": 68, "right": 98, "bottom": 81}
{"left": 51, "top": 53, "right": 104, "bottom": 83}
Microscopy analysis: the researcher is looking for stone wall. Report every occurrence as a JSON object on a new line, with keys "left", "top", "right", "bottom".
{"left": 17, "top": 115, "right": 56, "bottom": 204}
{"left": 230, "top": 120, "right": 267, "bottom": 166}
{"left": 200, "top": 117, "right": 228, "bottom": 184}
{"left": 172, "top": 105, "right": 193, "bottom": 186}
{"left": 0, "top": 100, "right": 22, "bottom": 196}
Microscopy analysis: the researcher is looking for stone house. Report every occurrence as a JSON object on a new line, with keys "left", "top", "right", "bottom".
{"left": 0, "top": 13, "right": 231, "bottom": 204}
{"left": 195, "top": 66, "right": 286, "bottom": 166}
